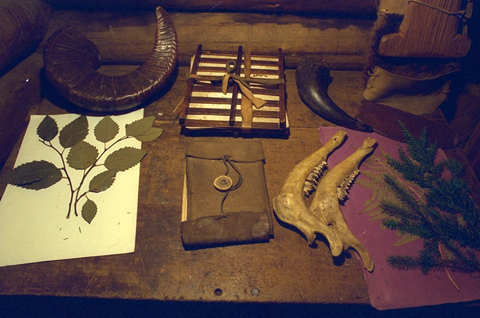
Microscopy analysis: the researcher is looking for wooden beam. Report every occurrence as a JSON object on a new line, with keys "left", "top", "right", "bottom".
{"left": 0, "top": 0, "right": 52, "bottom": 73}
{"left": 43, "top": 10, "right": 374, "bottom": 70}
{"left": 45, "top": 0, "right": 376, "bottom": 16}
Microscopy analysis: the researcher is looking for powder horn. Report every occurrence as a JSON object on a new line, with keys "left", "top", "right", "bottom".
{"left": 43, "top": 6, "right": 178, "bottom": 113}
{"left": 296, "top": 58, "right": 373, "bottom": 132}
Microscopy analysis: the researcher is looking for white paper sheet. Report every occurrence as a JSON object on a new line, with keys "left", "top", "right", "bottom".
{"left": 0, "top": 110, "right": 144, "bottom": 266}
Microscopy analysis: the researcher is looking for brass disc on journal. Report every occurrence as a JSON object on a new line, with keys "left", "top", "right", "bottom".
{"left": 213, "top": 175, "right": 234, "bottom": 192}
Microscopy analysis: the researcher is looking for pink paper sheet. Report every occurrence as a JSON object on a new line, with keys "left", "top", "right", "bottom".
{"left": 318, "top": 127, "right": 480, "bottom": 310}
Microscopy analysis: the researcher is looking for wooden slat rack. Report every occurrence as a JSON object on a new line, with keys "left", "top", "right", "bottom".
{"left": 179, "top": 45, "right": 289, "bottom": 137}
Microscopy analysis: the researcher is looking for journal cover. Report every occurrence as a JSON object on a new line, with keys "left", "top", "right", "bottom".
{"left": 181, "top": 140, "right": 274, "bottom": 248}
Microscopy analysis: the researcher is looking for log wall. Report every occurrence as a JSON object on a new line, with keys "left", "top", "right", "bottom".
{"left": 0, "top": 5, "right": 374, "bottom": 170}
{"left": 1, "top": 0, "right": 479, "bottom": 174}
{"left": 42, "top": 10, "right": 374, "bottom": 70}
{"left": 45, "top": 0, "right": 377, "bottom": 16}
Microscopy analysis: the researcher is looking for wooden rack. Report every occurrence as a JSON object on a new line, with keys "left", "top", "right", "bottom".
{"left": 179, "top": 45, "right": 289, "bottom": 137}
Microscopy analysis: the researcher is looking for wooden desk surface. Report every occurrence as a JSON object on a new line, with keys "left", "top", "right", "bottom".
{"left": 1, "top": 10, "right": 479, "bottom": 316}
{"left": 0, "top": 66, "right": 371, "bottom": 304}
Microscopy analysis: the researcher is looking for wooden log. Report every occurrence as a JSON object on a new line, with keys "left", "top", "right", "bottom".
{"left": 0, "top": 0, "right": 52, "bottom": 74}
{"left": 43, "top": 10, "right": 374, "bottom": 70}
{"left": 45, "top": 0, "right": 376, "bottom": 16}
{"left": 0, "top": 53, "right": 44, "bottom": 170}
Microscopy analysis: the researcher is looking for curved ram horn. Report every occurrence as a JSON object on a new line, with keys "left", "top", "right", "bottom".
{"left": 43, "top": 6, "right": 178, "bottom": 112}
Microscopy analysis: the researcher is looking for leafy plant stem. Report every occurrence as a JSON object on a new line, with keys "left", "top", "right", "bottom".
{"left": 2, "top": 115, "right": 163, "bottom": 226}
{"left": 71, "top": 135, "right": 131, "bottom": 216}
{"left": 42, "top": 140, "right": 77, "bottom": 218}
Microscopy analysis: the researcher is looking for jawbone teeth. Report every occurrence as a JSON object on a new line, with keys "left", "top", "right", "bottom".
{"left": 273, "top": 132, "right": 377, "bottom": 272}
{"left": 303, "top": 161, "right": 328, "bottom": 197}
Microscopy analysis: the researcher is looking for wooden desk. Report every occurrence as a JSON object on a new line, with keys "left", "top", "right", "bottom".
{"left": 0, "top": 65, "right": 371, "bottom": 303}
{"left": 1, "top": 9, "right": 479, "bottom": 317}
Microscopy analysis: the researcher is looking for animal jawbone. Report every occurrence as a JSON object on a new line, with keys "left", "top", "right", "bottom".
{"left": 273, "top": 132, "right": 376, "bottom": 272}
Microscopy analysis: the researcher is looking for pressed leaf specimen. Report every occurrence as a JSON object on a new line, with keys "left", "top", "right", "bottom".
{"left": 1, "top": 115, "right": 163, "bottom": 224}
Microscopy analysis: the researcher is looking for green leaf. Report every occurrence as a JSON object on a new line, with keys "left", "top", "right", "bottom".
{"left": 134, "top": 127, "right": 163, "bottom": 142}
{"left": 1, "top": 160, "right": 62, "bottom": 190}
{"left": 125, "top": 116, "right": 155, "bottom": 137}
{"left": 37, "top": 116, "right": 58, "bottom": 141}
{"left": 67, "top": 141, "right": 99, "bottom": 170}
{"left": 82, "top": 199, "right": 97, "bottom": 224}
{"left": 59, "top": 116, "right": 88, "bottom": 148}
{"left": 94, "top": 116, "right": 119, "bottom": 143}
{"left": 89, "top": 170, "right": 117, "bottom": 193}
{"left": 104, "top": 147, "right": 146, "bottom": 171}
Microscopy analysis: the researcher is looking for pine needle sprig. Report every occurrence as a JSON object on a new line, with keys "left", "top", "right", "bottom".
{"left": 382, "top": 174, "right": 424, "bottom": 214}
{"left": 387, "top": 255, "right": 424, "bottom": 271}
{"left": 387, "top": 238, "right": 479, "bottom": 274}
{"left": 401, "top": 123, "right": 438, "bottom": 168}
{"left": 381, "top": 123, "right": 480, "bottom": 274}
{"left": 386, "top": 128, "right": 443, "bottom": 189}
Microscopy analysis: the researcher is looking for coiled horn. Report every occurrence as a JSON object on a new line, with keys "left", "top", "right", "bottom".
{"left": 43, "top": 6, "right": 178, "bottom": 112}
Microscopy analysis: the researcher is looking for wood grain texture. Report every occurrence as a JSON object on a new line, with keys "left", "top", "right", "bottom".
{"left": 41, "top": 10, "right": 374, "bottom": 70}
{"left": 45, "top": 0, "right": 376, "bottom": 16}
{"left": 378, "top": 0, "right": 471, "bottom": 57}
{"left": 179, "top": 47, "right": 288, "bottom": 136}
{"left": 0, "top": 0, "right": 52, "bottom": 73}
{"left": 1, "top": 7, "right": 479, "bottom": 311}
{"left": 0, "top": 53, "right": 43, "bottom": 170}
{"left": 0, "top": 129, "right": 370, "bottom": 303}
{"left": 1, "top": 63, "right": 479, "bottom": 308}
{"left": 0, "top": 67, "right": 370, "bottom": 304}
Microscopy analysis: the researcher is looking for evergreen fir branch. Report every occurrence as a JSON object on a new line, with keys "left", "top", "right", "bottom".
{"left": 358, "top": 145, "right": 424, "bottom": 221}
{"left": 380, "top": 200, "right": 420, "bottom": 223}
{"left": 427, "top": 178, "right": 480, "bottom": 249}
{"left": 387, "top": 255, "right": 423, "bottom": 271}
{"left": 418, "top": 247, "right": 439, "bottom": 274}
{"left": 389, "top": 160, "right": 425, "bottom": 189}
{"left": 356, "top": 146, "right": 404, "bottom": 219}
{"left": 444, "top": 158, "right": 465, "bottom": 177}
{"left": 382, "top": 217, "right": 402, "bottom": 231}
{"left": 381, "top": 124, "right": 480, "bottom": 274}
{"left": 399, "top": 123, "right": 438, "bottom": 167}
{"left": 428, "top": 178, "right": 468, "bottom": 213}
{"left": 388, "top": 254, "right": 479, "bottom": 274}
{"left": 383, "top": 174, "right": 425, "bottom": 215}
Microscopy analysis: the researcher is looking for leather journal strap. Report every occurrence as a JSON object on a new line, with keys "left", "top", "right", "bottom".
{"left": 181, "top": 140, "right": 273, "bottom": 248}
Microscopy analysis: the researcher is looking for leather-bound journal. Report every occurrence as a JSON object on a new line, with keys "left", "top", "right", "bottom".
{"left": 181, "top": 140, "right": 273, "bottom": 248}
